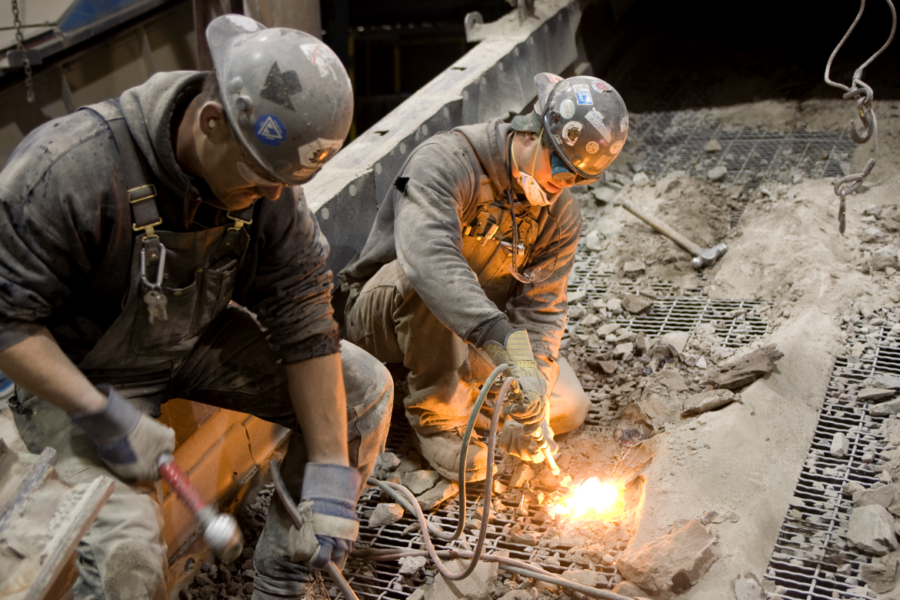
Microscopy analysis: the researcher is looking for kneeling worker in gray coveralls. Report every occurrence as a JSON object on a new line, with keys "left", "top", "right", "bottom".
{"left": 0, "top": 15, "right": 391, "bottom": 600}
{"left": 341, "top": 74, "right": 628, "bottom": 482}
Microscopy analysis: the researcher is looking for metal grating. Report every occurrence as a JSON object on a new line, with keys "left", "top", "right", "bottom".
{"left": 344, "top": 417, "right": 628, "bottom": 599}
{"left": 764, "top": 312, "right": 900, "bottom": 599}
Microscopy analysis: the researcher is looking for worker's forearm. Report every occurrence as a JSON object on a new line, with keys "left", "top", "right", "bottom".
{"left": 0, "top": 327, "right": 106, "bottom": 413}
{"left": 285, "top": 353, "right": 349, "bottom": 466}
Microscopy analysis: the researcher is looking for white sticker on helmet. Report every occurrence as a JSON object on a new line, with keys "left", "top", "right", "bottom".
{"left": 562, "top": 121, "right": 582, "bottom": 145}
{"left": 585, "top": 141, "right": 599, "bottom": 154}
{"left": 609, "top": 140, "right": 625, "bottom": 155}
{"left": 559, "top": 99, "right": 575, "bottom": 120}
{"left": 584, "top": 108, "right": 611, "bottom": 143}
{"left": 227, "top": 15, "right": 263, "bottom": 32}
{"left": 621, "top": 114, "right": 629, "bottom": 133}
{"left": 301, "top": 43, "right": 339, "bottom": 80}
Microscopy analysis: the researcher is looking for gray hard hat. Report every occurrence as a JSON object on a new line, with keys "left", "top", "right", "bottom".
{"left": 206, "top": 15, "right": 353, "bottom": 185}
{"left": 512, "top": 73, "right": 628, "bottom": 181}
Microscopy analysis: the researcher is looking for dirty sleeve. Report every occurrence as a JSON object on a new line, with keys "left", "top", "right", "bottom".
{"left": 0, "top": 115, "right": 123, "bottom": 354}
{"left": 236, "top": 186, "right": 341, "bottom": 364}
{"left": 393, "top": 140, "right": 508, "bottom": 343}
{"left": 505, "top": 191, "right": 583, "bottom": 386}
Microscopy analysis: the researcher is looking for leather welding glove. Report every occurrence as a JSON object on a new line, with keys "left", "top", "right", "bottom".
{"left": 69, "top": 384, "right": 175, "bottom": 482}
{"left": 484, "top": 328, "right": 548, "bottom": 435}
{"left": 289, "top": 463, "right": 361, "bottom": 570}
{"left": 498, "top": 411, "right": 559, "bottom": 463}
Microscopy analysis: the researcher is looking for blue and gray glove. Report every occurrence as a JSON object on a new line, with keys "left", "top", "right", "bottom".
{"left": 290, "top": 463, "right": 361, "bottom": 570}
{"left": 69, "top": 384, "right": 175, "bottom": 481}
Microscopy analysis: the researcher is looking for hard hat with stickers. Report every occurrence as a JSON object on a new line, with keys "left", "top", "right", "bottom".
{"left": 513, "top": 73, "right": 628, "bottom": 184}
{"left": 206, "top": 15, "right": 353, "bottom": 185}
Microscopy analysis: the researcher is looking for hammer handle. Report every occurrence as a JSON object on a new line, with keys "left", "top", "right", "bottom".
{"left": 158, "top": 459, "right": 208, "bottom": 516}
{"left": 620, "top": 199, "right": 703, "bottom": 257}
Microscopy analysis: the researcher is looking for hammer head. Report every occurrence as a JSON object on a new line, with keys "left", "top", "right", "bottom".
{"left": 198, "top": 507, "right": 244, "bottom": 563}
{"left": 691, "top": 242, "right": 727, "bottom": 270}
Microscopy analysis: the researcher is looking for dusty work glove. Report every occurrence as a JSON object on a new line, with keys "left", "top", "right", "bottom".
{"left": 498, "top": 413, "right": 559, "bottom": 463}
{"left": 484, "top": 329, "right": 548, "bottom": 434}
{"left": 69, "top": 384, "right": 175, "bottom": 481}
{"left": 289, "top": 463, "right": 361, "bottom": 570}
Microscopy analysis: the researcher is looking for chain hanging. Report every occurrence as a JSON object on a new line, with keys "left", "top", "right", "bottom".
{"left": 11, "top": 0, "right": 35, "bottom": 104}
{"left": 823, "top": 0, "right": 896, "bottom": 234}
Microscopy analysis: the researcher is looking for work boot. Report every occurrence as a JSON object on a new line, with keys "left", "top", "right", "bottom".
{"left": 414, "top": 429, "right": 497, "bottom": 483}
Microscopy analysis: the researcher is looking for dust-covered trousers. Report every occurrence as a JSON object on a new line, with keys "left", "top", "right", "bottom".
{"left": 345, "top": 260, "right": 589, "bottom": 437}
{"left": 12, "top": 308, "right": 393, "bottom": 600}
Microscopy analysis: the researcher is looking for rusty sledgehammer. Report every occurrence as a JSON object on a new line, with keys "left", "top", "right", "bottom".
{"left": 618, "top": 198, "right": 727, "bottom": 270}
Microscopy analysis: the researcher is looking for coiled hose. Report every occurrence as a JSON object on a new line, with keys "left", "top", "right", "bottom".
{"left": 271, "top": 364, "right": 636, "bottom": 600}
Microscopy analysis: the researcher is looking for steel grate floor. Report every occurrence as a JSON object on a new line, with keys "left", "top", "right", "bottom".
{"left": 764, "top": 312, "right": 900, "bottom": 599}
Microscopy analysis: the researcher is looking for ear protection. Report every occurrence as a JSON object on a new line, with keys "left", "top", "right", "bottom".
{"left": 208, "top": 119, "right": 217, "bottom": 129}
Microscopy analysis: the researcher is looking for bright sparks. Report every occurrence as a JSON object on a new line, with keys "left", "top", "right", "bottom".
{"left": 548, "top": 477, "right": 625, "bottom": 521}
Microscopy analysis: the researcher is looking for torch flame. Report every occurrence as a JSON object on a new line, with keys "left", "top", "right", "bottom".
{"left": 548, "top": 477, "right": 625, "bottom": 521}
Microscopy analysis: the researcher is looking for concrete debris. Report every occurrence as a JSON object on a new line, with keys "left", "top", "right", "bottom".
{"left": 496, "top": 591, "right": 531, "bottom": 600}
{"left": 607, "top": 298, "right": 623, "bottom": 313}
{"left": 638, "top": 392, "right": 683, "bottom": 427}
{"left": 702, "top": 344, "right": 783, "bottom": 390}
{"left": 581, "top": 314, "right": 600, "bottom": 327}
{"left": 398, "top": 555, "right": 428, "bottom": 576}
{"left": 872, "top": 397, "right": 900, "bottom": 416}
{"left": 861, "top": 554, "right": 900, "bottom": 593}
{"left": 508, "top": 530, "right": 538, "bottom": 545}
{"left": 853, "top": 484, "right": 896, "bottom": 510}
{"left": 622, "top": 293, "right": 654, "bottom": 314}
{"left": 871, "top": 374, "right": 900, "bottom": 390}
{"left": 704, "top": 139, "right": 722, "bottom": 152}
{"left": 617, "top": 519, "right": 717, "bottom": 593}
{"left": 681, "top": 389, "right": 737, "bottom": 417}
{"left": 623, "top": 260, "right": 647, "bottom": 276}
{"left": 695, "top": 356, "right": 708, "bottom": 370}
{"left": 425, "top": 558, "right": 498, "bottom": 600}
{"left": 612, "top": 581, "right": 648, "bottom": 597}
{"left": 561, "top": 569, "right": 601, "bottom": 587}
{"left": 870, "top": 244, "right": 900, "bottom": 271}
{"left": 847, "top": 504, "right": 899, "bottom": 555}
{"left": 860, "top": 387, "right": 900, "bottom": 403}
{"left": 417, "top": 480, "right": 458, "bottom": 511}
{"left": 829, "top": 432, "right": 849, "bottom": 458}
{"left": 369, "top": 503, "right": 405, "bottom": 528}
{"left": 733, "top": 573, "right": 765, "bottom": 600}
{"left": 592, "top": 186, "right": 619, "bottom": 204}
{"left": 613, "top": 342, "right": 635, "bottom": 358}
{"left": 844, "top": 481, "right": 866, "bottom": 498}
{"left": 403, "top": 470, "right": 442, "bottom": 495}
{"left": 397, "top": 451, "right": 423, "bottom": 473}
{"left": 656, "top": 369, "right": 688, "bottom": 391}
{"left": 633, "top": 172, "right": 650, "bottom": 187}
{"left": 597, "top": 323, "right": 620, "bottom": 337}
{"left": 707, "top": 165, "right": 727, "bottom": 181}
{"left": 375, "top": 451, "right": 401, "bottom": 473}
{"left": 510, "top": 463, "right": 534, "bottom": 488}
{"left": 586, "top": 230, "right": 604, "bottom": 251}
{"left": 660, "top": 331, "right": 690, "bottom": 357}
{"left": 567, "top": 289, "right": 586, "bottom": 304}
{"left": 586, "top": 358, "right": 619, "bottom": 374}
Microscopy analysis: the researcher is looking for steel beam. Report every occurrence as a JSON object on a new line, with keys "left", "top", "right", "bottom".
{"left": 304, "top": 0, "right": 583, "bottom": 278}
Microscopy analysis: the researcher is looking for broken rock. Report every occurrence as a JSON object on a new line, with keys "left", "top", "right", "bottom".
{"left": 707, "top": 165, "right": 727, "bottom": 181}
{"left": 399, "top": 555, "right": 428, "bottom": 576}
{"left": 870, "top": 244, "right": 900, "bottom": 271}
{"left": 871, "top": 374, "right": 900, "bottom": 390}
{"left": 617, "top": 519, "right": 716, "bottom": 593}
{"left": 623, "top": 294, "right": 654, "bottom": 314}
{"left": 853, "top": 484, "right": 896, "bottom": 509}
{"left": 660, "top": 331, "right": 690, "bottom": 358}
{"left": 417, "top": 480, "right": 458, "bottom": 511}
{"left": 859, "top": 388, "right": 899, "bottom": 403}
{"left": 403, "top": 470, "right": 442, "bottom": 495}
{"left": 633, "top": 172, "right": 650, "bottom": 187}
{"left": 872, "top": 397, "right": 900, "bottom": 416}
{"left": 623, "top": 260, "right": 646, "bottom": 276}
{"left": 861, "top": 554, "right": 900, "bottom": 593}
{"left": 585, "top": 231, "right": 604, "bottom": 251}
{"left": 702, "top": 344, "right": 783, "bottom": 390}
{"left": 829, "top": 432, "right": 849, "bottom": 458}
{"left": 426, "top": 558, "right": 498, "bottom": 600}
{"left": 369, "top": 503, "right": 404, "bottom": 528}
{"left": 704, "top": 139, "right": 722, "bottom": 152}
{"left": 510, "top": 463, "right": 534, "bottom": 489}
{"left": 681, "top": 389, "right": 736, "bottom": 417}
{"left": 847, "top": 504, "right": 899, "bottom": 555}
{"left": 561, "top": 569, "right": 601, "bottom": 588}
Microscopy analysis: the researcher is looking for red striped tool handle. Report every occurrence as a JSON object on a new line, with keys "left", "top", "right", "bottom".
{"left": 157, "top": 454, "right": 207, "bottom": 516}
